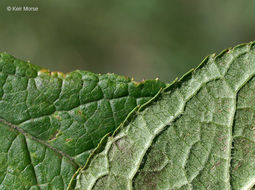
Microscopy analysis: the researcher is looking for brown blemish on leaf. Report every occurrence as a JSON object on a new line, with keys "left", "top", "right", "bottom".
{"left": 48, "top": 130, "right": 60, "bottom": 141}
{"left": 132, "top": 80, "right": 140, "bottom": 87}
{"left": 138, "top": 171, "right": 159, "bottom": 190}
{"left": 76, "top": 110, "right": 83, "bottom": 115}
{"left": 51, "top": 71, "right": 66, "bottom": 78}
{"left": 39, "top": 69, "right": 49, "bottom": 73}
{"left": 131, "top": 79, "right": 146, "bottom": 87}
{"left": 233, "top": 162, "right": 241, "bottom": 172}
{"left": 211, "top": 161, "right": 221, "bottom": 170}
{"left": 65, "top": 138, "right": 72, "bottom": 142}
{"left": 38, "top": 69, "right": 50, "bottom": 76}
{"left": 244, "top": 144, "right": 251, "bottom": 155}
{"left": 38, "top": 69, "right": 66, "bottom": 78}
{"left": 146, "top": 149, "right": 168, "bottom": 171}
{"left": 114, "top": 138, "right": 131, "bottom": 154}
{"left": 53, "top": 114, "right": 61, "bottom": 120}
{"left": 218, "top": 136, "right": 224, "bottom": 142}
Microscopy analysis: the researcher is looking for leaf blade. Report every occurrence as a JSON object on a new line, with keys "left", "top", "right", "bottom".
{"left": 0, "top": 53, "right": 165, "bottom": 189}
{"left": 74, "top": 42, "right": 255, "bottom": 190}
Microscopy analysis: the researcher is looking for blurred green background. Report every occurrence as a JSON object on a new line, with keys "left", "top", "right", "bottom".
{"left": 0, "top": 0, "right": 255, "bottom": 82}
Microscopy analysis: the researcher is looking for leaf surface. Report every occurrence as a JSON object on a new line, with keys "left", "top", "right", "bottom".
{"left": 0, "top": 53, "right": 165, "bottom": 189}
{"left": 74, "top": 42, "right": 255, "bottom": 190}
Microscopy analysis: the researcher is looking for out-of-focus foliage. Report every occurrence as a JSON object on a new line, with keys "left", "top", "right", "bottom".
{"left": 0, "top": 0, "right": 255, "bottom": 81}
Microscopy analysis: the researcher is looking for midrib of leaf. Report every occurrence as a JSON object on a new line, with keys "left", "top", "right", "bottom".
{"left": 0, "top": 118, "right": 79, "bottom": 168}
{"left": 73, "top": 42, "right": 255, "bottom": 190}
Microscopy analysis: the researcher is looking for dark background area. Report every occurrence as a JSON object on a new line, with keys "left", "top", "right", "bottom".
{"left": 0, "top": 0, "right": 255, "bottom": 82}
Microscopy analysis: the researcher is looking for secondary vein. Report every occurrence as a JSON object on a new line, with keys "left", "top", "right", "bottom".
{"left": 0, "top": 118, "right": 79, "bottom": 168}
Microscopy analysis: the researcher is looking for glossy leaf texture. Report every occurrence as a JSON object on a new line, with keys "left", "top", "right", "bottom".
{"left": 74, "top": 42, "right": 255, "bottom": 190}
{"left": 0, "top": 53, "right": 165, "bottom": 190}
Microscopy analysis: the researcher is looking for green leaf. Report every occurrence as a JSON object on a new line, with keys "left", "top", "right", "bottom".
{"left": 0, "top": 53, "right": 165, "bottom": 190}
{"left": 74, "top": 42, "right": 255, "bottom": 190}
